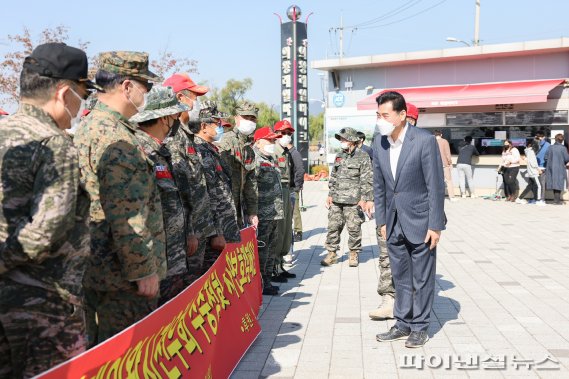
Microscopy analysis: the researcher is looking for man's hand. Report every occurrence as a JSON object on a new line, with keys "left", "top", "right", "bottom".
{"left": 364, "top": 201, "right": 374, "bottom": 218}
{"left": 248, "top": 215, "right": 259, "bottom": 229}
{"left": 380, "top": 224, "right": 387, "bottom": 240}
{"left": 424, "top": 229, "right": 441, "bottom": 250}
{"left": 326, "top": 196, "right": 333, "bottom": 209}
{"left": 136, "top": 274, "right": 159, "bottom": 298}
{"left": 210, "top": 235, "right": 226, "bottom": 251}
{"left": 187, "top": 235, "right": 199, "bottom": 256}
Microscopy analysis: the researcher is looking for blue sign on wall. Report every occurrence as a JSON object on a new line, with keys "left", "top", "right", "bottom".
{"left": 333, "top": 92, "right": 345, "bottom": 108}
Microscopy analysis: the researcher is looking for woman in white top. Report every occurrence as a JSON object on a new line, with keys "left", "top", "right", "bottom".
{"left": 500, "top": 140, "right": 521, "bottom": 202}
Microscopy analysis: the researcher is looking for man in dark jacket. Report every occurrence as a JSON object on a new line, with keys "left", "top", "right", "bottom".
{"left": 545, "top": 133, "right": 569, "bottom": 204}
{"left": 456, "top": 136, "right": 479, "bottom": 198}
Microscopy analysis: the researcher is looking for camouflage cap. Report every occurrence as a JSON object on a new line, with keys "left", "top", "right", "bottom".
{"left": 98, "top": 51, "right": 159, "bottom": 81}
{"left": 335, "top": 127, "right": 360, "bottom": 142}
{"left": 199, "top": 100, "right": 228, "bottom": 121}
{"left": 130, "top": 86, "right": 189, "bottom": 123}
{"left": 236, "top": 101, "right": 259, "bottom": 117}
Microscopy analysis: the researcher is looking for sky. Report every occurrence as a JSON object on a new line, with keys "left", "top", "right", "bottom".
{"left": 3, "top": 0, "right": 569, "bottom": 112}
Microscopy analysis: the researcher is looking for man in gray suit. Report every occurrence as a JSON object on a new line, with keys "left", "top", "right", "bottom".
{"left": 372, "top": 91, "right": 446, "bottom": 348}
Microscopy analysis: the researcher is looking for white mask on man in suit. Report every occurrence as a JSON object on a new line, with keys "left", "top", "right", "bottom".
{"left": 376, "top": 118, "right": 396, "bottom": 136}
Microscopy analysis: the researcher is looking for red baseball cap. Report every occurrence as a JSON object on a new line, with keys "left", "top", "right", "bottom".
{"left": 254, "top": 126, "right": 282, "bottom": 142}
{"left": 273, "top": 119, "right": 294, "bottom": 132}
{"left": 406, "top": 103, "right": 419, "bottom": 121}
{"left": 0, "top": 109, "right": 8, "bottom": 116}
{"left": 163, "top": 73, "right": 209, "bottom": 95}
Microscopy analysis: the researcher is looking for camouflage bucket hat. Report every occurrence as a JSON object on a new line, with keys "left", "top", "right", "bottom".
{"left": 130, "top": 86, "right": 189, "bottom": 123}
{"left": 98, "top": 51, "right": 159, "bottom": 81}
{"left": 335, "top": 127, "right": 359, "bottom": 142}
{"left": 236, "top": 101, "right": 259, "bottom": 117}
{"left": 199, "top": 100, "right": 228, "bottom": 121}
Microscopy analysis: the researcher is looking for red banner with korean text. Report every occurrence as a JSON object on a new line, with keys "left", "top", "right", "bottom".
{"left": 36, "top": 227, "right": 262, "bottom": 379}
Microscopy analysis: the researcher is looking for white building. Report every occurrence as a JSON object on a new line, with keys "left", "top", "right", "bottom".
{"left": 312, "top": 38, "right": 569, "bottom": 196}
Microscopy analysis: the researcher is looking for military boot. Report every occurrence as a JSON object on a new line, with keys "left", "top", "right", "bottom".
{"left": 348, "top": 251, "right": 359, "bottom": 267}
{"left": 368, "top": 295, "right": 395, "bottom": 320}
{"left": 320, "top": 251, "right": 338, "bottom": 266}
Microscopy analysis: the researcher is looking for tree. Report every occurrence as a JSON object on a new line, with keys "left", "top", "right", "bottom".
{"left": 0, "top": 25, "right": 88, "bottom": 108}
{"left": 207, "top": 78, "right": 253, "bottom": 116}
{"left": 0, "top": 25, "right": 198, "bottom": 109}
{"left": 256, "top": 102, "right": 280, "bottom": 127}
{"left": 309, "top": 112, "right": 324, "bottom": 142}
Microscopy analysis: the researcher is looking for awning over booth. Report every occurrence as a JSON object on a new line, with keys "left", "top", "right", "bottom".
{"left": 356, "top": 79, "right": 565, "bottom": 110}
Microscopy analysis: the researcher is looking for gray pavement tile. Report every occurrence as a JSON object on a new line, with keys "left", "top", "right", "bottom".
{"left": 548, "top": 349, "right": 569, "bottom": 358}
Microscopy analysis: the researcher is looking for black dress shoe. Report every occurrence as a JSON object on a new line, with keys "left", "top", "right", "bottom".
{"left": 271, "top": 274, "right": 288, "bottom": 283}
{"left": 279, "top": 270, "right": 297, "bottom": 279}
{"left": 294, "top": 232, "right": 303, "bottom": 242}
{"left": 376, "top": 326, "right": 410, "bottom": 342}
{"left": 262, "top": 286, "right": 279, "bottom": 296}
{"left": 405, "top": 331, "right": 429, "bottom": 348}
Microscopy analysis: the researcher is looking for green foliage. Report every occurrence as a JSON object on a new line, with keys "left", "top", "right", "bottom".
{"left": 207, "top": 78, "right": 253, "bottom": 117}
{"left": 256, "top": 102, "right": 280, "bottom": 127}
{"left": 309, "top": 112, "right": 324, "bottom": 142}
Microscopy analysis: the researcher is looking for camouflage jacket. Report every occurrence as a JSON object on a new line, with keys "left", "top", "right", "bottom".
{"left": 253, "top": 146, "right": 284, "bottom": 221}
{"left": 194, "top": 136, "right": 241, "bottom": 243}
{"left": 0, "top": 104, "right": 90, "bottom": 303}
{"left": 166, "top": 123, "right": 216, "bottom": 240}
{"left": 135, "top": 131, "right": 189, "bottom": 278}
{"left": 329, "top": 147, "right": 373, "bottom": 205}
{"left": 274, "top": 142, "right": 292, "bottom": 186}
{"left": 74, "top": 102, "right": 166, "bottom": 292}
{"left": 218, "top": 130, "right": 258, "bottom": 223}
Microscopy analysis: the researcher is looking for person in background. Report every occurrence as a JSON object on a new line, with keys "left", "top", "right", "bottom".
{"left": 406, "top": 103, "right": 419, "bottom": 126}
{"left": 434, "top": 130, "right": 457, "bottom": 202}
{"left": 252, "top": 127, "right": 284, "bottom": 296}
{"left": 535, "top": 131, "right": 550, "bottom": 201}
{"left": 499, "top": 140, "right": 521, "bottom": 202}
{"left": 545, "top": 133, "right": 569, "bottom": 205}
{"left": 357, "top": 131, "right": 373, "bottom": 159}
{"left": 516, "top": 140, "right": 543, "bottom": 205}
{"left": 456, "top": 136, "right": 479, "bottom": 198}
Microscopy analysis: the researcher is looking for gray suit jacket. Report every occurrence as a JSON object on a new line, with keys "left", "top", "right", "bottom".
{"left": 372, "top": 124, "right": 446, "bottom": 244}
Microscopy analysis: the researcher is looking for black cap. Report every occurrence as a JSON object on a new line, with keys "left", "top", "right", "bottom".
{"left": 23, "top": 42, "right": 99, "bottom": 90}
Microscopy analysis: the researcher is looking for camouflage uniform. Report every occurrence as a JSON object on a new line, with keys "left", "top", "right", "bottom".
{"left": 74, "top": 51, "right": 166, "bottom": 346}
{"left": 131, "top": 86, "right": 191, "bottom": 305}
{"left": 274, "top": 142, "right": 294, "bottom": 263}
{"left": 193, "top": 104, "right": 241, "bottom": 267}
{"left": 166, "top": 121, "right": 216, "bottom": 283}
{"left": 253, "top": 146, "right": 284, "bottom": 290}
{"left": 217, "top": 102, "right": 258, "bottom": 227}
{"left": 0, "top": 104, "right": 90, "bottom": 378}
{"left": 324, "top": 128, "right": 373, "bottom": 264}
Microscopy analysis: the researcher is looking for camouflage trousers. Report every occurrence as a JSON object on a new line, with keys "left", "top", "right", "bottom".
{"left": 159, "top": 273, "right": 191, "bottom": 306}
{"left": 275, "top": 186, "right": 293, "bottom": 260}
{"left": 292, "top": 190, "right": 303, "bottom": 233}
{"left": 257, "top": 220, "right": 279, "bottom": 288}
{"left": 0, "top": 279, "right": 86, "bottom": 379}
{"left": 84, "top": 287, "right": 157, "bottom": 348}
{"left": 376, "top": 226, "right": 395, "bottom": 297}
{"left": 188, "top": 236, "right": 208, "bottom": 283}
{"left": 325, "top": 203, "right": 365, "bottom": 253}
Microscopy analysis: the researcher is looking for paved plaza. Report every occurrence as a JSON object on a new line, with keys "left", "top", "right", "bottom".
{"left": 232, "top": 181, "right": 569, "bottom": 379}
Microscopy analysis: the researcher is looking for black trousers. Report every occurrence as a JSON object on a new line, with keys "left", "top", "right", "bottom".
{"left": 387, "top": 214, "right": 436, "bottom": 333}
{"left": 503, "top": 167, "right": 519, "bottom": 197}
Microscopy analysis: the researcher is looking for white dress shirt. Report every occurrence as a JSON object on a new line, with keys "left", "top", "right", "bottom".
{"left": 387, "top": 124, "right": 409, "bottom": 179}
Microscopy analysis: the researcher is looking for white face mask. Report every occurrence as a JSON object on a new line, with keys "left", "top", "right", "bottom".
{"left": 128, "top": 83, "right": 148, "bottom": 113}
{"left": 188, "top": 99, "right": 201, "bottom": 121}
{"left": 238, "top": 119, "right": 257, "bottom": 136}
{"left": 376, "top": 118, "right": 396, "bottom": 136}
{"left": 64, "top": 88, "right": 86, "bottom": 130}
{"left": 279, "top": 135, "right": 292, "bottom": 147}
{"left": 263, "top": 143, "right": 275, "bottom": 155}
{"left": 340, "top": 141, "right": 350, "bottom": 150}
